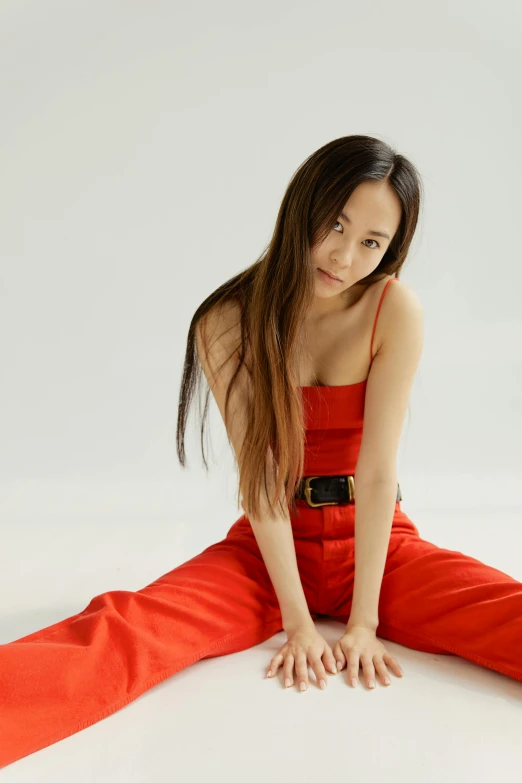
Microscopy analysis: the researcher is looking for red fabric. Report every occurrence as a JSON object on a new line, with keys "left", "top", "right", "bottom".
{"left": 2, "top": 277, "right": 522, "bottom": 766}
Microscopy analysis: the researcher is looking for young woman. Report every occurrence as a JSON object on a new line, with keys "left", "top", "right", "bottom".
{"left": 2, "top": 135, "right": 521, "bottom": 768}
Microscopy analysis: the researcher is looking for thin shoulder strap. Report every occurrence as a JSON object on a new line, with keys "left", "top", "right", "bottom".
{"left": 370, "top": 277, "right": 399, "bottom": 362}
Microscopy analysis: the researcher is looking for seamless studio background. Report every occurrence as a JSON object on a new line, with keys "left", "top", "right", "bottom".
{"left": 0, "top": 1, "right": 521, "bottom": 780}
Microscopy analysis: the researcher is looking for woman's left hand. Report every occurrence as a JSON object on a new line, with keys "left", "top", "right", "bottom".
{"left": 332, "top": 623, "right": 404, "bottom": 689}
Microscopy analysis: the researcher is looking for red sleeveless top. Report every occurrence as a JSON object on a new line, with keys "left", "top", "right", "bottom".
{"left": 237, "top": 276, "right": 399, "bottom": 477}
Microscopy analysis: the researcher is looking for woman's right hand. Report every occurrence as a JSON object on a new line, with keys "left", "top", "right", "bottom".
{"left": 265, "top": 622, "right": 338, "bottom": 691}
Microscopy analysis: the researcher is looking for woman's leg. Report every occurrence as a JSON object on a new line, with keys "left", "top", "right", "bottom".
{"left": 0, "top": 518, "right": 290, "bottom": 768}
{"left": 331, "top": 520, "right": 522, "bottom": 683}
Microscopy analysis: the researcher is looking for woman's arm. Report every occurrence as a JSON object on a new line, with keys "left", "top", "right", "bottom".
{"left": 350, "top": 283, "right": 424, "bottom": 629}
{"left": 246, "top": 482, "right": 315, "bottom": 633}
{"left": 195, "top": 300, "right": 314, "bottom": 633}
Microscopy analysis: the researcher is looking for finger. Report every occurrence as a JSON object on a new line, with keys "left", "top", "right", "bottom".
{"left": 383, "top": 653, "right": 404, "bottom": 677}
{"left": 360, "top": 653, "right": 376, "bottom": 689}
{"left": 333, "top": 642, "right": 346, "bottom": 672}
{"left": 294, "top": 651, "right": 309, "bottom": 691}
{"left": 373, "top": 656, "right": 392, "bottom": 686}
{"left": 322, "top": 646, "right": 339, "bottom": 675}
{"left": 346, "top": 650, "right": 360, "bottom": 687}
{"left": 283, "top": 653, "right": 295, "bottom": 688}
{"left": 309, "top": 654, "right": 328, "bottom": 690}
{"left": 266, "top": 652, "right": 283, "bottom": 678}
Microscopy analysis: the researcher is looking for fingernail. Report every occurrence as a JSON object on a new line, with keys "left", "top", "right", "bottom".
{"left": 300, "top": 682, "right": 307, "bottom": 691}
{"left": 330, "top": 664, "right": 337, "bottom": 674}
{"left": 351, "top": 677, "right": 358, "bottom": 687}
{"left": 384, "top": 677, "right": 391, "bottom": 685}
{"left": 285, "top": 678, "right": 291, "bottom": 688}
{"left": 319, "top": 679, "right": 326, "bottom": 690}
{"left": 368, "top": 681, "right": 376, "bottom": 689}
{"left": 337, "top": 661, "right": 343, "bottom": 671}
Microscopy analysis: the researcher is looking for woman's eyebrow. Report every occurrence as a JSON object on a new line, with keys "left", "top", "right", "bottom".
{"left": 339, "top": 210, "right": 390, "bottom": 240}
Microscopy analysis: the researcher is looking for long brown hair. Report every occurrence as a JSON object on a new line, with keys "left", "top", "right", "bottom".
{"left": 176, "top": 135, "right": 423, "bottom": 521}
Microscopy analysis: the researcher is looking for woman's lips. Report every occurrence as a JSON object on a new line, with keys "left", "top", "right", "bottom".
{"left": 318, "top": 268, "right": 343, "bottom": 283}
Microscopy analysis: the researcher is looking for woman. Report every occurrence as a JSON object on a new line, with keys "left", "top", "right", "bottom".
{"left": 2, "top": 135, "right": 521, "bottom": 768}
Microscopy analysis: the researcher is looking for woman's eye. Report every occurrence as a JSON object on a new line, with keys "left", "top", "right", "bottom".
{"left": 332, "top": 222, "right": 380, "bottom": 249}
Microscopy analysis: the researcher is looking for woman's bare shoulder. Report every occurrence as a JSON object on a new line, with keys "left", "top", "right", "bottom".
{"left": 367, "top": 276, "right": 423, "bottom": 358}
{"left": 387, "top": 277, "right": 423, "bottom": 317}
{"left": 195, "top": 296, "right": 244, "bottom": 381}
{"left": 379, "top": 277, "right": 424, "bottom": 350}
{"left": 199, "top": 296, "right": 242, "bottom": 339}
{"left": 371, "top": 275, "right": 423, "bottom": 321}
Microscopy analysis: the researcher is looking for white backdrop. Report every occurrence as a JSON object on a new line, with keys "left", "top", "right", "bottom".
{"left": 1, "top": 1, "right": 521, "bottom": 780}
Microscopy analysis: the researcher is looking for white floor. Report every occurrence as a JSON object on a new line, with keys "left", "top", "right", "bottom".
{"left": 1, "top": 476, "right": 522, "bottom": 781}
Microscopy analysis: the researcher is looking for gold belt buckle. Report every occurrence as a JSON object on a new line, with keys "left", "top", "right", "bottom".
{"left": 303, "top": 475, "right": 355, "bottom": 507}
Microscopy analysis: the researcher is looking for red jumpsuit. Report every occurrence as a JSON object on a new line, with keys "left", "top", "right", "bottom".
{"left": 1, "top": 277, "right": 521, "bottom": 768}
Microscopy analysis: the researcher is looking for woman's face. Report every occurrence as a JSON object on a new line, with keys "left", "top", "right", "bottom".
{"left": 311, "top": 179, "right": 402, "bottom": 302}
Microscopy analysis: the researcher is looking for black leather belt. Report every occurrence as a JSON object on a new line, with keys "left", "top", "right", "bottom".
{"left": 294, "top": 475, "right": 402, "bottom": 507}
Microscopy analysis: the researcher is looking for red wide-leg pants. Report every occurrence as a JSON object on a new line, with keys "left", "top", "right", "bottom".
{"left": 1, "top": 500, "right": 521, "bottom": 767}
